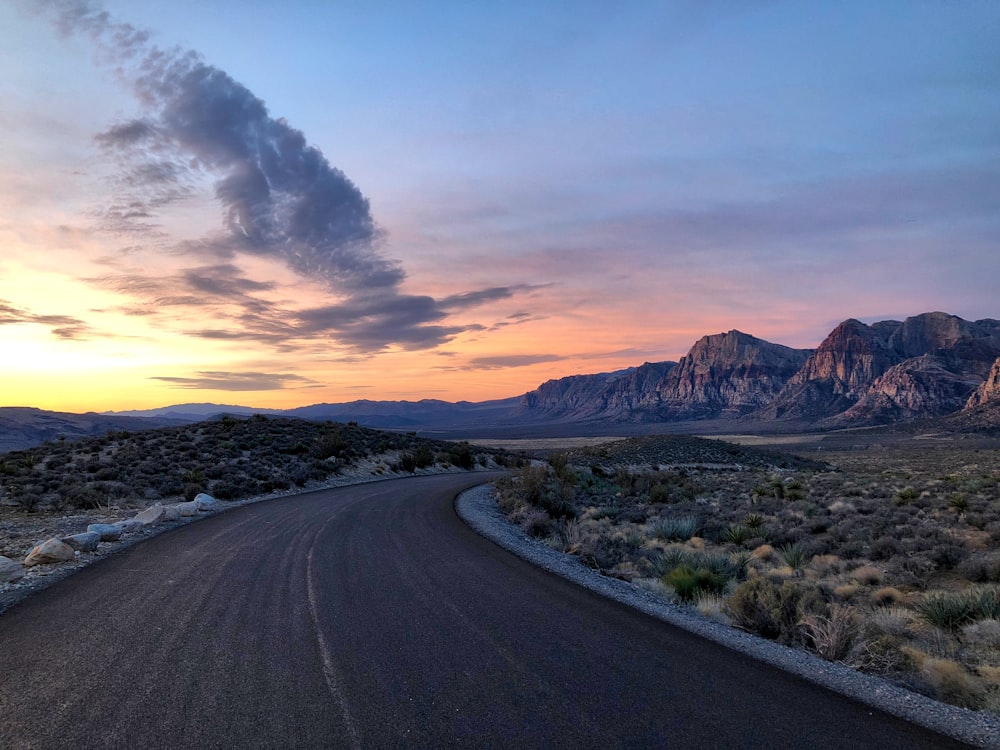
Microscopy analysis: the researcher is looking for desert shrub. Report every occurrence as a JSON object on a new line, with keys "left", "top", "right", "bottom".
{"left": 851, "top": 565, "right": 883, "bottom": 586}
{"left": 894, "top": 486, "right": 919, "bottom": 505}
{"left": 721, "top": 525, "right": 751, "bottom": 546}
{"left": 518, "top": 509, "right": 552, "bottom": 537}
{"left": 929, "top": 544, "right": 967, "bottom": 571}
{"left": 664, "top": 565, "right": 726, "bottom": 602}
{"left": 919, "top": 658, "right": 983, "bottom": 709}
{"left": 725, "top": 578, "right": 820, "bottom": 644}
{"left": 313, "top": 429, "right": 347, "bottom": 459}
{"left": 870, "top": 536, "right": 901, "bottom": 561}
{"left": 648, "top": 483, "right": 670, "bottom": 503}
{"left": 914, "top": 591, "right": 980, "bottom": 632}
{"left": 778, "top": 543, "right": 807, "bottom": 571}
{"left": 870, "top": 587, "right": 907, "bottom": 607}
{"left": 801, "top": 604, "right": 859, "bottom": 661}
{"left": 448, "top": 442, "right": 475, "bottom": 470}
{"left": 959, "top": 551, "right": 1000, "bottom": 584}
{"left": 649, "top": 515, "right": 701, "bottom": 542}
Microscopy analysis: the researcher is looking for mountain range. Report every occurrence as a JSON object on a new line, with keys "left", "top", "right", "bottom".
{"left": 3, "top": 312, "right": 999, "bottom": 451}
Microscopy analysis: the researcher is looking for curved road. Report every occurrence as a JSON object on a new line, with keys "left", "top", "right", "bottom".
{"left": 0, "top": 474, "right": 970, "bottom": 748}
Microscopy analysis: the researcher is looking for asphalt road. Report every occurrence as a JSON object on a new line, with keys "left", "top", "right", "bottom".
{"left": 0, "top": 473, "right": 971, "bottom": 749}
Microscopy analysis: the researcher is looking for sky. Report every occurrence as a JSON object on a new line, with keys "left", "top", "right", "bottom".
{"left": 1, "top": 0, "right": 998, "bottom": 412}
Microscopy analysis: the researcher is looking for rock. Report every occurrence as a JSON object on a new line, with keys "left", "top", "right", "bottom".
{"left": 62, "top": 532, "right": 100, "bottom": 552}
{"left": 175, "top": 501, "right": 199, "bottom": 517}
{"left": 24, "top": 538, "right": 76, "bottom": 567}
{"left": 88, "top": 523, "right": 123, "bottom": 542}
{"left": 133, "top": 503, "right": 166, "bottom": 526}
{"left": 113, "top": 519, "right": 144, "bottom": 534}
{"left": 0, "top": 556, "right": 24, "bottom": 583}
{"left": 163, "top": 504, "right": 182, "bottom": 522}
{"left": 967, "top": 357, "right": 1000, "bottom": 409}
{"left": 193, "top": 493, "right": 216, "bottom": 510}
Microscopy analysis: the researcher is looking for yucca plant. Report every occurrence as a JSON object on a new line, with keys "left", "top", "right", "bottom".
{"left": 914, "top": 591, "right": 979, "bottom": 632}
{"left": 778, "top": 543, "right": 807, "bottom": 571}
{"left": 722, "top": 524, "right": 751, "bottom": 546}
{"left": 650, "top": 515, "right": 701, "bottom": 542}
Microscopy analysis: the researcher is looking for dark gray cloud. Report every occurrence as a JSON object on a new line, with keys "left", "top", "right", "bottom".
{"left": 28, "top": 0, "right": 538, "bottom": 353}
{"left": 0, "top": 299, "right": 92, "bottom": 340}
{"left": 151, "top": 371, "right": 320, "bottom": 391}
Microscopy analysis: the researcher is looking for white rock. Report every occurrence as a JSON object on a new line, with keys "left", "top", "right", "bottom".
{"left": 175, "top": 501, "right": 200, "bottom": 517}
{"left": 163, "top": 504, "right": 182, "bottom": 522}
{"left": 24, "top": 538, "right": 76, "bottom": 567}
{"left": 193, "top": 493, "right": 217, "bottom": 510}
{"left": 62, "top": 532, "right": 100, "bottom": 552}
{"left": 133, "top": 503, "right": 166, "bottom": 526}
{"left": 0, "top": 555, "right": 24, "bottom": 583}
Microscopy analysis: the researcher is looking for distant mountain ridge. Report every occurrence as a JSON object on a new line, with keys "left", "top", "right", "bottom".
{"left": 3, "top": 311, "right": 999, "bottom": 452}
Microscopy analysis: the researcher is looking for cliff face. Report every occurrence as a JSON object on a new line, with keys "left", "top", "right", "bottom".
{"left": 966, "top": 357, "right": 1000, "bottom": 409}
{"left": 763, "top": 319, "right": 899, "bottom": 420}
{"left": 648, "top": 330, "right": 812, "bottom": 419}
{"left": 830, "top": 354, "right": 983, "bottom": 424}
{"left": 518, "top": 362, "right": 676, "bottom": 421}
{"left": 764, "top": 313, "right": 1000, "bottom": 424}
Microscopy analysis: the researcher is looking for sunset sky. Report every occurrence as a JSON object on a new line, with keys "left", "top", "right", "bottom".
{"left": 2, "top": 1, "right": 998, "bottom": 413}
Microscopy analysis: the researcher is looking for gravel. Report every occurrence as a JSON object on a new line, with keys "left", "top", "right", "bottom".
{"left": 456, "top": 483, "right": 1000, "bottom": 749}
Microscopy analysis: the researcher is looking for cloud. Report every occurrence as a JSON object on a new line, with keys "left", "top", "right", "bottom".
{"left": 0, "top": 299, "right": 92, "bottom": 340}
{"left": 465, "top": 354, "right": 567, "bottom": 370}
{"left": 28, "top": 0, "right": 539, "bottom": 353}
{"left": 150, "top": 370, "right": 320, "bottom": 391}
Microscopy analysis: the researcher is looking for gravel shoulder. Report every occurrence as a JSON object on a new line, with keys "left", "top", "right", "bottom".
{"left": 456, "top": 483, "right": 1000, "bottom": 749}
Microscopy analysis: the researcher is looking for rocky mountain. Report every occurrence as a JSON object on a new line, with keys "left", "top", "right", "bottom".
{"left": 762, "top": 312, "right": 1000, "bottom": 425}
{"left": 519, "top": 363, "right": 676, "bottom": 421}
{"left": 966, "top": 357, "right": 1000, "bottom": 409}
{"left": 647, "top": 330, "right": 812, "bottom": 420}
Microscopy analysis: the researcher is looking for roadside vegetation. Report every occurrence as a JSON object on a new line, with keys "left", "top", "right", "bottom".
{"left": 495, "top": 435, "right": 1000, "bottom": 714}
{"left": 0, "top": 415, "right": 510, "bottom": 558}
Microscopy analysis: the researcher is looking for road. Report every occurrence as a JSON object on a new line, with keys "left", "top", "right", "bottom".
{"left": 0, "top": 473, "right": 970, "bottom": 748}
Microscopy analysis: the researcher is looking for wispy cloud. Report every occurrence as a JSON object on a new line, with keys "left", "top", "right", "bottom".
{"left": 464, "top": 354, "right": 567, "bottom": 370}
{"left": 150, "top": 370, "right": 321, "bottom": 391}
{"left": 0, "top": 299, "right": 92, "bottom": 340}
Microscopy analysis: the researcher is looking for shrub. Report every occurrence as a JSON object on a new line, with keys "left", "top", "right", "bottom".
{"left": 914, "top": 591, "right": 979, "bottom": 632}
{"left": 801, "top": 604, "right": 859, "bottom": 661}
{"left": 919, "top": 658, "right": 983, "bottom": 709}
{"left": 721, "top": 525, "right": 751, "bottom": 546}
{"left": 650, "top": 515, "right": 701, "bottom": 542}
{"left": 851, "top": 565, "right": 883, "bottom": 586}
{"left": 870, "top": 587, "right": 906, "bottom": 607}
{"left": 778, "top": 543, "right": 807, "bottom": 571}
{"left": 664, "top": 564, "right": 726, "bottom": 602}
{"left": 726, "top": 578, "right": 824, "bottom": 645}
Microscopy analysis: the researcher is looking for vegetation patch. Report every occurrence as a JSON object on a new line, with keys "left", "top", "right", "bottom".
{"left": 494, "top": 434, "right": 1000, "bottom": 714}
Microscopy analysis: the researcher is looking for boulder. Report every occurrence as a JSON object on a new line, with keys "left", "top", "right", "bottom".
{"left": 0, "top": 555, "right": 24, "bottom": 583}
{"left": 193, "top": 493, "right": 217, "bottom": 510}
{"left": 113, "top": 519, "right": 144, "bottom": 534}
{"left": 175, "top": 501, "right": 199, "bottom": 517}
{"left": 163, "top": 504, "right": 182, "bottom": 522}
{"left": 62, "top": 532, "right": 101, "bottom": 552}
{"left": 24, "top": 538, "right": 76, "bottom": 567}
{"left": 133, "top": 503, "right": 166, "bottom": 526}
{"left": 87, "top": 523, "right": 123, "bottom": 542}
